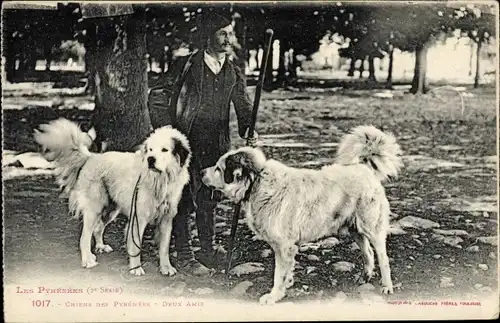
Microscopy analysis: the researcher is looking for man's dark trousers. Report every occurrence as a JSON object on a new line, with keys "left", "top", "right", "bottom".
{"left": 173, "top": 64, "right": 229, "bottom": 267}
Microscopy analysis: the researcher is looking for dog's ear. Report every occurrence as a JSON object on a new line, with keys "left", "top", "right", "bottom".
{"left": 224, "top": 151, "right": 260, "bottom": 184}
{"left": 173, "top": 137, "right": 190, "bottom": 168}
{"left": 224, "top": 156, "right": 240, "bottom": 184}
{"left": 235, "top": 151, "right": 261, "bottom": 175}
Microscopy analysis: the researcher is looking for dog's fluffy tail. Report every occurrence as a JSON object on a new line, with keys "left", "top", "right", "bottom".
{"left": 34, "top": 118, "right": 96, "bottom": 194}
{"left": 335, "top": 125, "right": 403, "bottom": 182}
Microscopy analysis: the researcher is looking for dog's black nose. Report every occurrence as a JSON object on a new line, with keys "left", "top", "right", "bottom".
{"left": 147, "top": 156, "right": 156, "bottom": 168}
{"left": 200, "top": 169, "right": 206, "bottom": 176}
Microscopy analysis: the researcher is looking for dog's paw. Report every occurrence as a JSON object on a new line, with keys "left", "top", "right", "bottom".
{"left": 129, "top": 267, "right": 146, "bottom": 276}
{"left": 364, "top": 272, "right": 375, "bottom": 283}
{"left": 259, "top": 293, "right": 282, "bottom": 305}
{"left": 81, "top": 254, "right": 98, "bottom": 268}
{"left": 95, "top": 244, "right": 113, "bottom": 254}
{"left": 356, "top": 271, "right": 377, "bottom": 285}
{"left": 381, "top": 285, "right": 394, "bottom": 295}
{"left": 160, "top": 265, "right": 177, "bottom": 277}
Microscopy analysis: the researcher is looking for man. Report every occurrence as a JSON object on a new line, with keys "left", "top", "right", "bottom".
{"left": 150, "top": 11, "right": 257, "bottom": 275}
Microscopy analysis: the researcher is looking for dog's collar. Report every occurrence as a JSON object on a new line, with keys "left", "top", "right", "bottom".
{"left": 242, "top": 171, "right": 262, "bottom": 202}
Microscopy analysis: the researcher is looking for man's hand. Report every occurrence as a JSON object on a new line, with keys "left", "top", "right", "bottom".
{"left": 244, "top": 129, "right": 259, "bottom": 147}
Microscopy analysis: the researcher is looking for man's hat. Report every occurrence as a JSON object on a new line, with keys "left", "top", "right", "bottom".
{"left": 196, "top": 9, "right": 231, "bottom": 45}
{"left": 203, "top": 10, "right": 232, "bottom": 36}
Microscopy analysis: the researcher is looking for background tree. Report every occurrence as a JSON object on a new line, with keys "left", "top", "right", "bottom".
{"left": 143, "top": 4, "right": 201, "bottom": 74}
{"left": 2, "top": 6, "right": 74, "bottom": 82}
{"left": 241, "top": 3, "right": 340, "bottom": 90}
{"left": 380, "top": 4, "right": 458, "bottom": 94}
{"left": 453, "top": 4, "right": 496, "bottom": 88}
{"left": 365, "top": 6, "right": 408, "bottom": 89}
{"left": 80, "top": 3, "right": 152, "bottom": 152}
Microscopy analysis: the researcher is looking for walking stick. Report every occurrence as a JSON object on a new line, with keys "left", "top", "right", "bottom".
{"left": 226, "top": 29, "right": 274, "bottom": 274}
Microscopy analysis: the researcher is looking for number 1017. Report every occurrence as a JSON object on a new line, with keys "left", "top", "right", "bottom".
{"left": 32, "top": 300, "right": 51, "bottom": 307}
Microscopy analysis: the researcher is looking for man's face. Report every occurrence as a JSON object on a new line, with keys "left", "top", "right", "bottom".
{"left": 209, "top": 24, "right": 234, "bottom": 54}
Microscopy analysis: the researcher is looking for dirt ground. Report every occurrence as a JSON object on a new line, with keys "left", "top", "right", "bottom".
{"left": 3, "top": 83, "right": 498, "bottom": 320}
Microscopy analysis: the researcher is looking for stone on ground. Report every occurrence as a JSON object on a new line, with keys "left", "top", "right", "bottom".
{"left": 229, "top": 262, "right": 265, "bottom": 277}
{"left": 307, "top": 254, "right": 321, "bottom": 262}
{"left": 440, "top": 276, "right": 454, "bottom": 288}
{"left": 477, "top": 236, "right": 498, "bottom": 246}
{"left": 260, "top": 249, "right": 272, "bottom": 258}
{"left": 432, "top": 234, "right": 463, "bottom": 248}
{"left": 332, "top": 261, "right": 355, "bottom": 272}
{"left": 433, "top": 229, "right": 469, "bottom": 236}
{"left": 318, "top": 237, "right": 340, "bottom": 249}
{"left": 230, "top": 281, "right": 253, "bottom": 297}
{"left": 398, "top": 216, "right": 440, "bottom": 230}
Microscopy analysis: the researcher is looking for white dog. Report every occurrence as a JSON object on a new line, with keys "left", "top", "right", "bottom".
{"left": 201, "top": 125, "right": 403, "bottom": 305}
{"left": 34, "top": 118, "right": 191, "bottom": 276}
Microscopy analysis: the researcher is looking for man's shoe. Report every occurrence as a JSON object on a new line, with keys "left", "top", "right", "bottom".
{"left": 196, "top": 246, "right": 227, "bottom": 269}
{"left": 177, "top": 258, "right": 214, "bottom": 276}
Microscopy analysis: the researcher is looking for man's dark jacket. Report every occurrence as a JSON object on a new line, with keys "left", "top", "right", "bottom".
{"left": 149, "top": 50, "right": 252, "bottom": 193}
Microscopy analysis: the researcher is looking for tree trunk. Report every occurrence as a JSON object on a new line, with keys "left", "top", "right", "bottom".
{"left": 288, "top": 52, "right": 298, "bottom": 79}
{"left": 411, "top": 41, "right": 429, "bottom": 94}
{"left": 26, "top": 48, "right": 37, "bottom": 72}
{"left": 233, "top": 13, "right": 247, "bottom": 85}
{"left": 469, "top": 41, "right": 474, "bottom": 76}
{"left": 159, "top": 52, "right": 166, "bottom": 74}
{"left": 5, "top": 58, "right": 16, "bottom": 82}
{"left": 255, "top": 47, "right": 261, "bottom": 70}
{"left": 166, "top": 47, "right": 173, "bottom": 71}
{"left": 17, "top": 50, "right": 29, "bottom": 77}
{"left": 368, "top": 55, "right": 376, "bottom": 83}
{"left": 147, "top": 55, "right": 153, "bottom": 72}
{"left": 348, "top": 58, "right": 355, "bottom": 77}
{"left": 474, "top": 39, "right": 482, "bottom": 88}
{"left": 44, "top": 43, "right": 53, "bottom": 71}
{"left": 277, "top": 38, "right": 287, "bottom": 87}
{"left": 5, "top": 41, "right": 16, "bottom": 82}
{"left": 90, "top": 12, "right": 152, "bottom": 152}
{"left": 358, "top": 58, "right": 365, "bottom": 79}
{"left": 84, "top": 24, "right": 98, "bottom": 95}
{"left": 385, "top": 46, "right": 394, "bottom": 89}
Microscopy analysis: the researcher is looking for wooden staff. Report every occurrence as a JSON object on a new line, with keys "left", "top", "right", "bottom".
{"left": 226, "top": 29, "right": 274, "bottom": 274}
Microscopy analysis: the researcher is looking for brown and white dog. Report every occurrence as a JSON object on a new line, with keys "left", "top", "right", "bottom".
{"left": 201, "top": 125, "right": 403, "bottom": 305}
{"left": 34, "top": 118, "right": 191, "bottom": 276}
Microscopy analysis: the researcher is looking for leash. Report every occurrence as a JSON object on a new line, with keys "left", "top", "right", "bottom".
{"left": 126, "top": 174, "right": 151, "bottom": 272}
{"left": 225, "top": 29, "right": 274, "bottom": 275}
